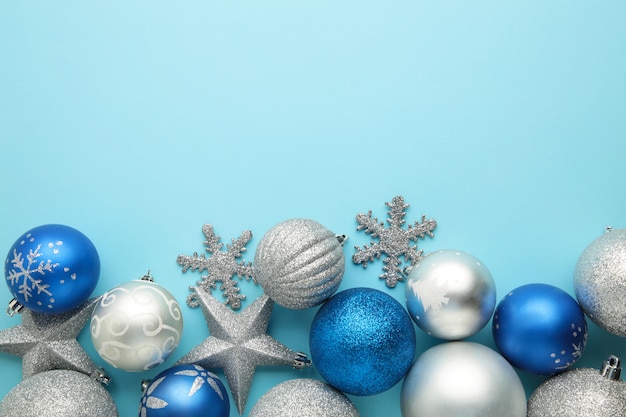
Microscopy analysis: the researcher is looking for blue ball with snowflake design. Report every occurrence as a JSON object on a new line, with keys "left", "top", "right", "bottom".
{"left": 139, "top": 364, "right": 230, "bottom": 417}
{"left": 4, "top": 224, "right": 100, "bottom": 314}
{"left": 492, "top": 283, "right": 588, "bottom": 376}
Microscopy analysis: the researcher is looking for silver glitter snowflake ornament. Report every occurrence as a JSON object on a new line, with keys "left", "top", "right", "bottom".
{"left": 177, "top": 224, "right": 255, "bottom": 310}
{"left": 352, "top": 196, "right": 437, "bottom": 288}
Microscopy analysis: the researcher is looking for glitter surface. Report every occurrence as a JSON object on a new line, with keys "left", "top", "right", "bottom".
{"left": 528, "top": 367, "right": 626, "bottom": 416}
{"left": 574, "top": 228, "right": 626, "bottom": 336}
{"left": 249, "top": 378, "right": 360, "bottom": 417}
{"left": 177, "top": 224, "right": 255, "bottom": 310}
{"left": 309, "top": 287, "right": 416, "bottom": 396}
{"left": 0, "top": 297, "right": 101, "bottom": 378}
{"left": 176, "top": 289, "right": 309, "bottom": 414}
{"left": 0, "top": 369, "right": 118, "bottom": 416}
{"left": 254, "top": 218, "right": 345, "bottom": 310}
{"left": 352, "top": 196, "right": 437, "bottom": 288}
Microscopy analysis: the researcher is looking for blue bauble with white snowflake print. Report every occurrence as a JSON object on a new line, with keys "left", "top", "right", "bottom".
{"left": 309, "top": 287, "right": 416, "bottom": 396}
{"left": 4, "top": 224, "right": 100, "bottom": 314}
{"left": 139, "top": 364, "right": 229, "bottom": 417}
{"left": 492, "top": 283, "right": 588, "bottom": 376}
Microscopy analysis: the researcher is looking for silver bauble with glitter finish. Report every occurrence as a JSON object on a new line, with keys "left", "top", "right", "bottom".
{"left": 574, "top": 228, "right": 626, "bottom": 336}
{"left": 0, "top": 369, "right": 118, "bottom": 416}
{"left": 90, "top": 275, "right": 184, "bottom": 372}
{"left": 405, "top": 250, "right": 496, "bottom": 340}
{"left": 528, "top": 355, "right": 626, "bottom": 416}
{"left": 254, "top": 218, "right": 345, "bottom": 309}
{"left": 401, "top": 341, "right": 527, "bottom": 417}
{"left": 249, "top": 378, "right": 360, "bottom": 417}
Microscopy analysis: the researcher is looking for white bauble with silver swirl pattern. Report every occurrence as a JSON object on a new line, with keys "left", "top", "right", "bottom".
{"left": 254, "top": 218, "right": 346, "bottom": 310}
{"left": 90, "top": 273, "right": 183, "bottom": 372}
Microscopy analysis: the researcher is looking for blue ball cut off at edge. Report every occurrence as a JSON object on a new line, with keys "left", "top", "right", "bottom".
{"left": 139, "top": 364, "right": 230, "bottom": 417}
{"left": 309, "top": 287, "right": 416, "bottom": 396}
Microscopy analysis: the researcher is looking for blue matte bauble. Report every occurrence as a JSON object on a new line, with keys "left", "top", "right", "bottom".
{"left": 492, "top": 283, "right": 587, "bottom": 375}
{"left": 139, "top": 364, "right": 230, "bottom": 417}
{"left": 309, "top": 287, "right": 416, "bottom": 396}
{"left": 4, "top": 224, "right": 100, "bottom": 313}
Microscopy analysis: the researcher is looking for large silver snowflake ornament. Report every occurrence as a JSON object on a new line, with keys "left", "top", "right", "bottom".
{"left": 352, "top": 196, "right": 437, "bottom": 288}
{"left": 177, "top": 224, "right": 256, "bottom": 310}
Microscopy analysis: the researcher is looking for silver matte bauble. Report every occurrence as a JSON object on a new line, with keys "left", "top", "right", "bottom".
{"left": 405, "top": 250, "right": 496, "bottom": 340}
{"left": 528, "top": 355, "right": 626, "bottom": 416}
{"left": 254, "top": 218, "right": 345, "bottom": 309}
{"left": 249, "top": 378, "right": 360, "bottom": 417}
{"left": 401, "top": 341, "right": 527, "bottom": 417}
{"left": 0, "top": 369, "right": 118, "bottom": 417}
{"left": 574, "top": 228, "right": 626, "bottom": 336}
{"left": 90, "top": 275, "right": 183, "bottom": 372}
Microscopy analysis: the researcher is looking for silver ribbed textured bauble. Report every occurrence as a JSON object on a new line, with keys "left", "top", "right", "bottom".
{"left": 0, "top": 369, "right": 118, "bottom": 417}
{"left": 574, "top": 228, "right": 626, "bottom": 336}
{"left": 249, "top": 378, "right": 360, "bottom": 417}
{"left": 254, "top": 218, "right": 345, "bottom": 309}
{"left": 528, "top": 355, "right": 626, "bottom": 416}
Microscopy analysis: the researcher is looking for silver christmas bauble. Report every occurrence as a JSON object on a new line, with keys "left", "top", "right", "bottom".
{"left": 249, "top": 378, "right": 360, "bottom": 417}
{"left": 528, "top": 355, "right": 626, "bottom": 416}
{"left": 254, "top": 218, "right": 345, "bottom": 309}
{"left": 574, "top": 228, "right": 626, "bottom": 336}
{"left": 401, "top": 341, "right": 527, "bottom": 417}
{"left": 405, "top": 250, "right": 496, "bottom": 340}
{"left": 0, "top": 369, "right": 118, "bottom": 417}
{"left": 90, "top": 275, "right": 184, "bottom": 372}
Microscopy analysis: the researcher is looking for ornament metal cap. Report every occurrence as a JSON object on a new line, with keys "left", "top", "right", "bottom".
{"left": 292, "top": 351, "right": 312, "bottom": 369}
{"left": 600, "top": 355, "right": 622, "bottom": 381}
{"left": 91, "top": 367, "right": 111, "bottom": 386}
{"left": 6, "top": 298, "right": 24, "bottom": 317}
{"left": 336, "top": 234, "right": 348, "bottom": 247}
{"left": 140, "top": 270, "right": 155, "bottom": 282}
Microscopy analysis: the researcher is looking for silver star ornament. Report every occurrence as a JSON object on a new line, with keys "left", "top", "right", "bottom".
{"left": 176, "top": 288, "right": 311, "bottom": 414}
{"left": 0, "top": 297, "right": 102, "bottom": 378}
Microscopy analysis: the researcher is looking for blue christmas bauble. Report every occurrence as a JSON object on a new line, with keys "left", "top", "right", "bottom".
{"left": 4, "top": 224, "right": 100, "bottom": 313}
{"left": 492, "top": 283, "right": 587, "bottom": 375}
{"left": 139, "top": 364, "right": 230, "bottom": 417}
{"left": 309, "top": 287, "right": 416, "bottom": 396}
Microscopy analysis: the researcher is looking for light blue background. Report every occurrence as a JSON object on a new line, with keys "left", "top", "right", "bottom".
{"left": 1, "top": 1, "right": 625, "bottom": 416}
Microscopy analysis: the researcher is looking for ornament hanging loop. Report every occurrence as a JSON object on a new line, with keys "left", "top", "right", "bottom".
{"left": 600, "top": 355, "right": 622, "bottom": 381}
{"left": 6, "top": 298, "right": 24, "bottom": 317}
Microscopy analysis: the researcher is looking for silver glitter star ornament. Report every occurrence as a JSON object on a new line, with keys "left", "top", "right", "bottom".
{"left": 175, "top": 287, "right": 311, "bottom": 414}
{"left": 0, "top": 297, "right": 102, "bottom": 378}
{"left": 177, "top": 224, "right": 255, "bottom": 310}
{"left": 353, "top": 196, "right": 437, "bottom": 287}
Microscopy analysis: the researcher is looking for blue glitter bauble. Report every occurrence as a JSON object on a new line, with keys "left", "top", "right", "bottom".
{"left": 4, "top": 224, "right": 100, "bottom": 313}
{"left": 492, "top": 283, "right": 587, "bottom": 375}
{"left": 139, "top": 364, "right": 230, "bottom": 417}
{"left": 309, "top": 287, "right": 416, "bottom": 396}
